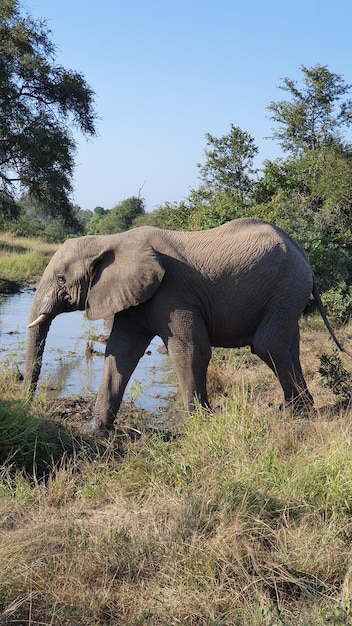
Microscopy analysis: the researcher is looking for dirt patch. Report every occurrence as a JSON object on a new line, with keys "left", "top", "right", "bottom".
{"left": 48, "top": 394, "right": 184, "bottom": 438}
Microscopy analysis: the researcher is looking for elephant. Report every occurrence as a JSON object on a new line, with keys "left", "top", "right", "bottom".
{"left": 24, "top": 217, "right": 343, "bottom": 432}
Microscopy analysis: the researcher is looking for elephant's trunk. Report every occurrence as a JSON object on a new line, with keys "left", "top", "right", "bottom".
{"left": 24, "top": 298, "right": 53, "bottom": 395}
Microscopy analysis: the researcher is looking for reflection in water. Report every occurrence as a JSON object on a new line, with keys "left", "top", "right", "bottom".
{"left": 0, "top": 290, "right": 176, "bottom": 415}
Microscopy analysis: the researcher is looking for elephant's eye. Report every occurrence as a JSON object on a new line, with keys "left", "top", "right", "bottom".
{"left": 57, "top": 275, "right": 66, "bottom": 287}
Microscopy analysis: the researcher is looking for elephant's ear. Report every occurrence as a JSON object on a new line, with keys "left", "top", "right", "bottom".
{"left": 86, "top": 242, "right": 165, "bottom": 320}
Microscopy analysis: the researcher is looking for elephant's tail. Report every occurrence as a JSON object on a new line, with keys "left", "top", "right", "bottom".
{"left": 312, "top": 278, "right": 345, "bottom": 352}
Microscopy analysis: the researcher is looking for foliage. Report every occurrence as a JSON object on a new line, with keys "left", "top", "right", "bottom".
{"left": 319, "top": 352, "right": 352, "bottom": 403}
{"left": 267, "top": 64, "right": 352, "bottom": 153}
{"left": 197, "top": 124, "right": 259, "bottom": 199}
{"left": 86, "top": 196, "right": 145, "bottom": 234}
{"left": 133, "top": 200, "right": 191, "bottom": 230}
{"left": 179, "top": 125, "right": 259, "bottom": 230}
{"left": 83, "top": 206, "right": 108, "bottom": 233}
{"left": 321, "top": 283, "right": 352, "bottom": 325}
{"left": 253, "top": 65, "right": 352, "bottom": 322}
{"left": 2, "top": 194, "right": 90, "bottom": 241}
{"left": 253, "top": 136, "right": 352, "bottom": 320}
{"left": 187, "top": 188, "right": 249, "bottom": 230}
{"left": 0, "top": 0, "right": 96, "bottom": 226}
{"left": 253, "top": 186, "right": 352, "bottom": 295}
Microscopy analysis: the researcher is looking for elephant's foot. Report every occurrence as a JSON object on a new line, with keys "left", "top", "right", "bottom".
{"left": 82, "top": 417, "right": 113, "bottom": 436}
{"left": 281, "top": 394, "right": 316, "bottom": 417}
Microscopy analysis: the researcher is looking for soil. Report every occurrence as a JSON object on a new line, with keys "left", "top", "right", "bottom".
{"left": 47, "top": 393, "right": 184, "bottom": 440}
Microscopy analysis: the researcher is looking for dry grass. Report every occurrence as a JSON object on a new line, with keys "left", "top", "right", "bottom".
{"left": 0, "top": 233, "right": 58, "bottom": 288}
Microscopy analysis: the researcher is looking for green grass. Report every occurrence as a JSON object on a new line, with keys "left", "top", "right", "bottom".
{"left": 0, "top": 399, "right": 61, "bottom": 475}
{"left": 0, "top": 232, "right": 57, "bottom": 289}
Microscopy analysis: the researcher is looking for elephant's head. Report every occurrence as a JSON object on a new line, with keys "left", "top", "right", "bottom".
{"left": 24, "top": 230, "right": 165, "bottom": 393}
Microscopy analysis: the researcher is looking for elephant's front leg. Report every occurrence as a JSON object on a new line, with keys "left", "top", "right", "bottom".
{"left": 166, "top": 317, "right": 211, "bottom": 411}
{"left": 86, "top": 315, "right": 153, "bottom": 432}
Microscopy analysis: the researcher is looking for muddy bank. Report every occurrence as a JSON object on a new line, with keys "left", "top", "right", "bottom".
{"left": 0, "top": 278, "right": 23, "bottom": 295}
{"left": 48, "top": 394, "right": 183, "bottom": 437}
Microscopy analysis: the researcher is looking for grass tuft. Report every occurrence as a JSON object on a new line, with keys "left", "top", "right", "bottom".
{"left": 0, "top": 399, "right": 61, "bottom": 475}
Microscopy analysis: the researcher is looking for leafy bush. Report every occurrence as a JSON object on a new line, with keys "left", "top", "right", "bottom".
{"left": 319, "top": 352, "right": 352, "bottom": 403}
{"left": 321, "top": 284, "right": 352, "bottom": 325}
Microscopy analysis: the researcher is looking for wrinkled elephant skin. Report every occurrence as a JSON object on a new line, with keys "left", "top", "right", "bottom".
{"left": 24, "top": 218, "right": 342, "bottom": 432}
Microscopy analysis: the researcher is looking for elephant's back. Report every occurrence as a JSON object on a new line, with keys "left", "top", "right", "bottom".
{"left": 155, "top": 217, "right": 313, "bottom": 296}
{"left": 172, "top": 218, "right": 292, "bottom": 276}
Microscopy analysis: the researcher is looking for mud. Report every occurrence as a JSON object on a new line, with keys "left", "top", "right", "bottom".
{"left": 48, "top": 393, "right": 183, "bottom": 438}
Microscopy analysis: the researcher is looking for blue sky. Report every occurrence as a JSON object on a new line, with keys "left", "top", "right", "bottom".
{"left": 25, "top": 0, "right": 352, "bottom": 213}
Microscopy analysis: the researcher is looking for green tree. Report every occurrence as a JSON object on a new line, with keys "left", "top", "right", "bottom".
{"left": 186, "top": 125, "right": 259, "bottom": 229}
{"left": 0, "top": 0, "right": 96, "bottom": 225}
{"left": 8, "top": 194, "right": 87, "bottom": 241}
{"left": 86, "top": 197, "right": 145, "bottom": 235}
{"left": 253, "top": 147, "right": 352, "bottom": 321}
{"left": 85, "top": 207, "right": 108, "bottom": 234}
{"left": 197, "top": 124, "right": 258, "bottom": 201}
{"left": 133, "top": 201, "right": 190, "bottom": 230}
{"left": 93, "top": 206, "right": 107, "bottom": 216}
{"left": 268, "top": 64, "right": 352, "bottom": 153}
{"left": 187, "top": 188, "right": 247, "bottom": 230}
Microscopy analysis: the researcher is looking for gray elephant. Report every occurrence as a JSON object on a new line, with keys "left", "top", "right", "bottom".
{"left": 25, "top": 217, "right": 342, "bottom": 432}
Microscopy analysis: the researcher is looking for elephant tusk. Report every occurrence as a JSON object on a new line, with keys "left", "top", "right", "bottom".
{"left": 27, "top": 313, "right": 50, "bottom": 328}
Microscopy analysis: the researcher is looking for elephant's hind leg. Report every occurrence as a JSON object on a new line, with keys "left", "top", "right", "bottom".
{"left": 253, "top": 323, "right": 313, "bottom": 410}
{"left": 287, "top": 327, "right": 314, "bottom": 407}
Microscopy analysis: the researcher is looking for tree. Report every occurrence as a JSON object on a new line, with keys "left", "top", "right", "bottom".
{"left": 86, "top": 197, "right": 146, "bottom": 235}
{"left": 197, "top": 124, "right": 258, "bottom": 201}
{"left": 133, "top": 201, "right": 190, "bottom": 230}
{"left": 252, "top": 145, "right": 352, "bottom": 322}
{"left": 185, "top": 125, "right": 258, "bottom": 229}
{"left": 104, "top": 196, "right": 145, "bottom": 233}
{"left": 268, "top": 64, "right": 352, "bottom": 153}
{"left": 8, "top": 194, "right": 87, "bottom": 240}
{"left": 93, "top": 206, "right": 108, "bottom": 216}
{"left": 0, "top": 0, "right": 96, "bottom": 225}
{"left": 258, "top": 65, "right": 352, "bottom": 321}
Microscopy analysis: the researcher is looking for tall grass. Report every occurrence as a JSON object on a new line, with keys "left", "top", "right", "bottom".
{"left": 1, "top": 380, "right": 352, "bottom": 624}
{"left": 0, "top": 233, "right": 57, "bottom": 288}
{"left": 0, "top": 399, "right": 61, "bottom": 474}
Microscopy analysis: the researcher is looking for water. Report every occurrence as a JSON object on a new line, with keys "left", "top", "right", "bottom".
{"left": 0, "top": 289, "right": 176, "bottom": 415}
